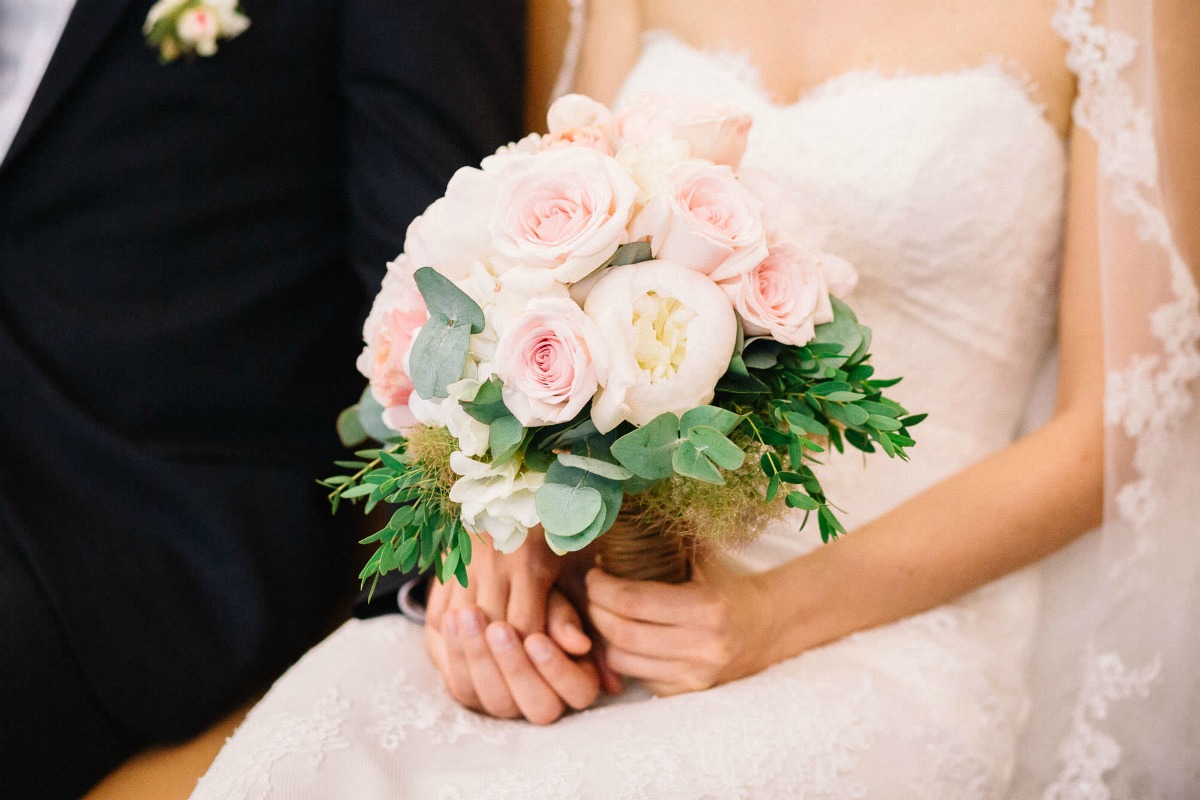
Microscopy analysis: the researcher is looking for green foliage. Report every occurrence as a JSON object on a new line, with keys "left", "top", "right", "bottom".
{"left": 488, "top": 414, "right": 524, "bottom": 463}
{"left": 336, "top": 387, "right": 397, "bottom": 448}
{"left": 537, "top": 460, "right": 623, "bottom": 554}
{"left": 318, "top": 425, "right": 472, "bottom": 591}
{"left": 713, "top": 297, "right": 925, "bottom": 542}
{"left": 603, "top": 241, "right": 653, "bottom": 268}
{"left": 460, "top": 376, "right": 510, "bottom": 423}
{"left": 611, "top": 407, "right": 749, "bottom": 486}
{"left": 610, "top": 412, "right": 680, "bottom": 480}
{"left": 410, "top": 267, "right": 485, "bottom": 399}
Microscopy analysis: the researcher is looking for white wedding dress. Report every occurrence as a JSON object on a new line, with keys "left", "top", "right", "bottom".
{"left": 194, "top": 29, "right": 1069, "bottom": 800}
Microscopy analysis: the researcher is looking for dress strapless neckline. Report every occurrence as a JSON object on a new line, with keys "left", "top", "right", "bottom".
{"left": 636, "top": 28, "right": 1066, "bottom": 147}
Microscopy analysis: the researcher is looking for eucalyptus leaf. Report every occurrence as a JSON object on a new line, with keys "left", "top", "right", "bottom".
{"left": 413, "top": 267, "right": 484, "bottom": 332}
{"left": 784, "top": 412, "right": 829, "bottom": 437}
{"left": 672, "top": 440, "right": 725, "bottom": 484}
{"left": 336, "top": 404, "right": 368, "bottom": 448}
{"left": 461, "top": 376, "right": 510, "bottom": 423}
{"left": 824, "top": 391, "right": 867, "bottom": 403}
{"left": 811, "top": 296, "right": 863, "bottom": 367}
{"left": 557, "top": 453, "right": 634, "bottom": 481}
{"left": 603, "top": 241, "right": 653, "bottom": 268}
{"left": 535, "top": 482, "right": 604, "bottom": 537}
{"left": 680, "top": 406, "right": 741, "bottom": 436}
{"left": 687, "top": 426, "right": 745, "bottom": 471}
{"left": 356, "top": 386, "right": 396, "bottom": 443}
{"left": 742, "top": 338, "right": 784, "bottom": 369}
{"left": 410, "top": 316, "right": 471, "bottom": 399}
{"left": 611, "top": 412, "right": 680, "bottom": 480}
{"left": 489, "top": 415, "right": 524, "bottom": 463}
{"left": 542, "top": 462, "right": 623, "bottom": 553}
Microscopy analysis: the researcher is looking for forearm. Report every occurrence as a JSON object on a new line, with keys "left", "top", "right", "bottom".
{"left": 759, "top": 405, "right": 1103, "bottom": 664}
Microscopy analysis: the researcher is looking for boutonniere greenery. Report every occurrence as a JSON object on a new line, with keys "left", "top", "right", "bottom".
{"left": 144, "top": 0, "right": 250, "bottom": 63}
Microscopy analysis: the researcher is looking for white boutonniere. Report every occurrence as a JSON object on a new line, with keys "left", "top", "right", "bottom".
{"left": 144, "top": 0, "right": 250, "bottom": 63}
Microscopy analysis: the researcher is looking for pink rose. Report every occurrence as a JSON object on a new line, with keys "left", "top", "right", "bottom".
{"left": 357, "top": 257, "right": 429, "bottom": 431}
{"left": 495, "top": 298, "right": 608, "bottom": 427}
{"left": 721, "top": 240, "right": 833, "bottom": 347}
{"left": 618, "top": 93, "right": 752, "bottom": 168}
{"left": 630, "top": 162, "right": 768, "bottom": 282}
{"left": 491, "top": 147, "right": 637, "bottom": 284}
{"left": 539, "top": 126, "right": 614, "bottom": 156}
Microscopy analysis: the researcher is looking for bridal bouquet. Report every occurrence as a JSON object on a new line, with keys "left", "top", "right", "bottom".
{"left": 323, "top": 94, "right": 922, "bottom": 590}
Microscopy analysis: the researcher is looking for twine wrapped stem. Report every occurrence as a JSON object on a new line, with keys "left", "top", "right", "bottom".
{"left": 598, "top": 504, "right": 692, "bottom": 584}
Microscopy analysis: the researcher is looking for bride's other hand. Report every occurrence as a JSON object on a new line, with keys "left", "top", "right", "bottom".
{"left": 425, "top": 590, "right": 603, "bottom": 723}
{"left": 425, "top": 527, "right": 567, "bottom": 637}
{"left": 585, "top": 559, "right": 777, "bottom": 695}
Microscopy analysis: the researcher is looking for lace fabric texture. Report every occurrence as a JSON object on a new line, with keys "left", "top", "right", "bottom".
{"left": 1013, "top": 2, "right": 1200, "bottom": 798}
{"left": 192, "top": 18, "right": 1088, "bottom": 798}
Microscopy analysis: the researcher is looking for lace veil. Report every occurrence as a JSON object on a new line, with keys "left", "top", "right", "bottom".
{"left": 1014, "top": 1, "right": 1200, "bottom": 796}
{"left": 553, "top": 0, "right": 1200, "bottom": 795}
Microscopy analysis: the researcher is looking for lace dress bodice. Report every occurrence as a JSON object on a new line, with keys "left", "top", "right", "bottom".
{"left": 618, "top": 32, "right": 1065, "bottom": 571}
{"left": 194, "top": 32, "right": 1070, "bottom": 800}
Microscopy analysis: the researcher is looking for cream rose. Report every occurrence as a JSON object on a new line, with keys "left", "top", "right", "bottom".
{"left": 449, "top": 453, "right": 545, "bottom": 553}
{"left": 721, "top": 240, "right": 834, "bottom": 347}
{"left": 356, "top": 257, "right": 428, "bottom": 431}
{"left": 495, "top": 299, "right": 608, "bottom": 427}
{"left": 547, "top": 93, "right": 615, "bottom": 133}
{"left": 630, "top": 162, "right": 768, "bottom": 282}
{"left": 404, "top": 166, "right": 499, "bottom": 281}
{"left": 583, "top": 260, "right": 737, "bottom": 432}
{"left": 490, "top": 148, "right": 637, "bottom": 284}
{"left": 618, "top": 93, "right": 752, "bottom": 168}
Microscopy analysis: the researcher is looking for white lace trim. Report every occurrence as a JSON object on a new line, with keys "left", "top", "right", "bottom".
{"left": 1047, "top": 1, "right": 1200, "bottom": 796}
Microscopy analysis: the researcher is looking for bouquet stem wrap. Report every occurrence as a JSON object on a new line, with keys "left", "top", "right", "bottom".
{"left": 599, "top": 506, "right": 692, "bottom": 584}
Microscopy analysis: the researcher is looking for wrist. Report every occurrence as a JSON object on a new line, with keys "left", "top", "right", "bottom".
{"left": 757, "top": 546, "right": 840, "bottom": 666}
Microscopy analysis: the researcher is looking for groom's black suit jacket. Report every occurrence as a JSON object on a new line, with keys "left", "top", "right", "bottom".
{"left": 0, "top": 0, "right": 523, "bottom": 742}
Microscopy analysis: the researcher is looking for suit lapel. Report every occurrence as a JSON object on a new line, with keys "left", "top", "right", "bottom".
{"left": 0, "top": 0, "right": 142, "bottom": 175}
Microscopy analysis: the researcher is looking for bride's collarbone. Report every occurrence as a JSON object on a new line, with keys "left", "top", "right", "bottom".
{"left": 636, "top": 0, "right": 1074, "bottom": 138}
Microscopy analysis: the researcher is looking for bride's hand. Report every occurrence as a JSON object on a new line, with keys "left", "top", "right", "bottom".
{"left": 586, "top": 557, "right": 778, "bottom": 695}
{"left": 426, "top": 526, "right": 568, "bottom": 637}
{"left": 426, "top": 589, "right": 605, "bottom": 723}
{"left": 424, "top": 530, "right": 616, "bottom": 722}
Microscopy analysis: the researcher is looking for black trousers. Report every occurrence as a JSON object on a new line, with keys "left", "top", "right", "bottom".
{"left": 0, "top": 542, "right": 143, "bottom": 799}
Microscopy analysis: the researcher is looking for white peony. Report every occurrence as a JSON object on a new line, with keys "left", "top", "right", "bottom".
{"left": 583, "top": 260, "right": 737, "bottom": 432}
{"left": 449, "top": 453, "right": 545, "bottom": 553}
{"left": 404, "top": 166, "right": 500, "bottom": 282}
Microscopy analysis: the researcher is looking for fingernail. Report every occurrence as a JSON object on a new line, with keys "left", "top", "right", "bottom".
{"left": 458, "top": 610, "right": 482, "bottom": 637}
{"left": 486, "top": 624, "right": 514, "bottom": 651}
{"left": 442, "top": 613, "right": 458, "bottom": 640}
{"left": 526, "top": 636, "right": 553, "bottom": 664}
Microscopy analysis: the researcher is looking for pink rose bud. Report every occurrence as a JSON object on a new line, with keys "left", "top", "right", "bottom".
{"left": 618, "top": 93, "right": 752, "bottom": 168}
{"left": 630, "top": 162, "right": 769, "bottom": 282}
